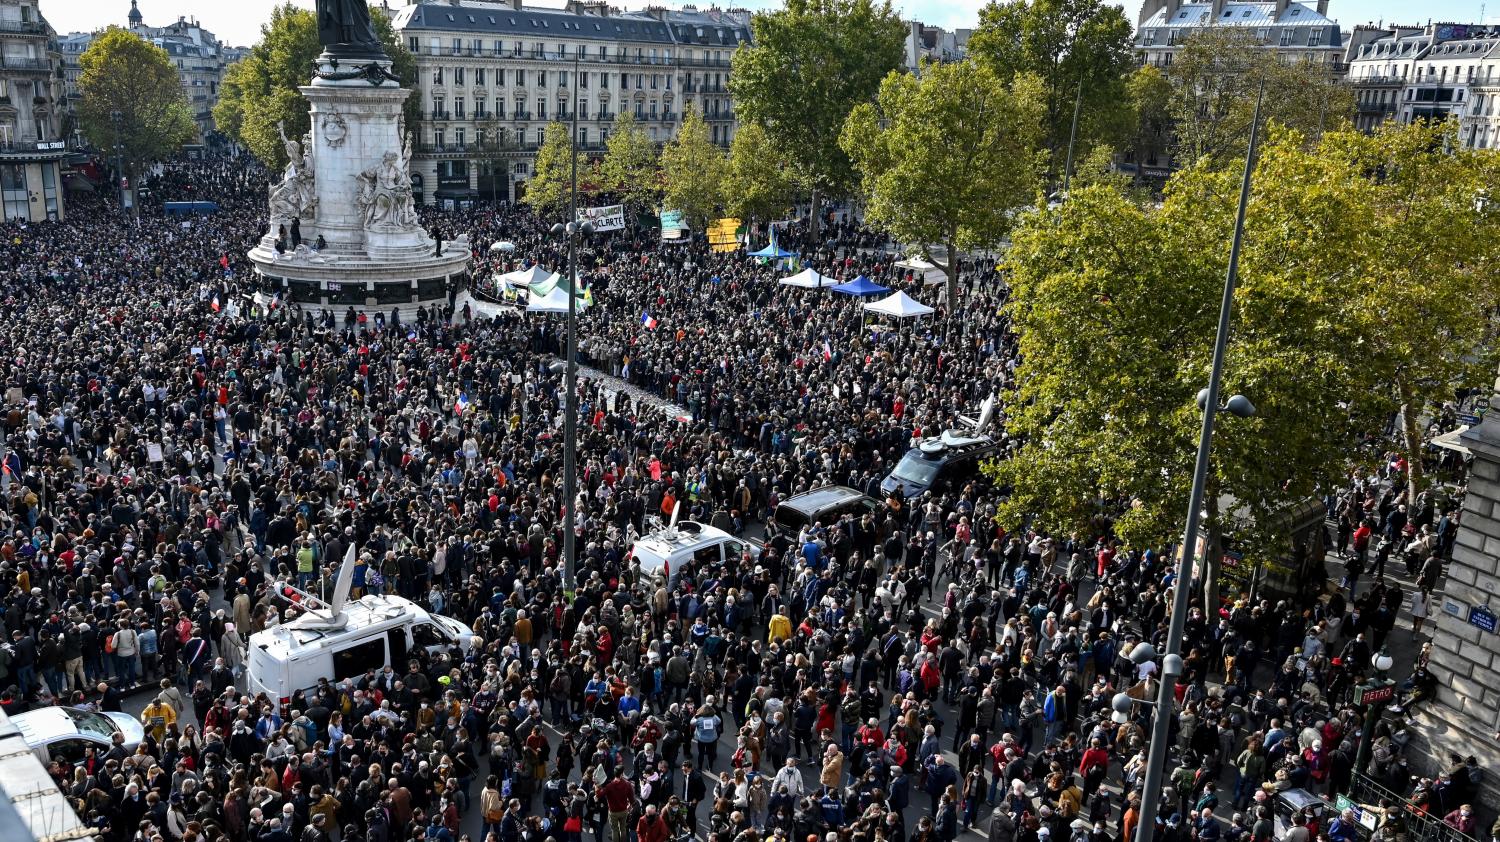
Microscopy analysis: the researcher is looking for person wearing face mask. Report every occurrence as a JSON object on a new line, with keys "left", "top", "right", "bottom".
{"left": 1443, "top": 804, "right": 1477, "bottom": 836}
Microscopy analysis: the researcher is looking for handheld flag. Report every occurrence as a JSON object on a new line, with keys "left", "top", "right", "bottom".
{"left": 641, "top": 312, "right": 658, "bottom": 330}
{"left": 454, "top": 392, "right": 471, "bottom": 415}
{"left": 822, "top": 340, "right": 833, "bottom": 362}
{"left": 210, "top": 294, "right": 221, "bottom": 313}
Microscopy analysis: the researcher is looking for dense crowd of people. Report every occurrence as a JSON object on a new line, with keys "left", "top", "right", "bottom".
{"left": 0, "top": 157, "right": 1490, "bottom": 842}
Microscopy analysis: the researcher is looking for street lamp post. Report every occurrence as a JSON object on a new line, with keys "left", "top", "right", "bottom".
{"left": 1062, "top": 80, "right": 1084, "bottom": 195}
{"left": 1132, "top": 87, "right": 1265, "bottom": 842}
{"left": 547, "top": 53, "right": 590, "bottom": 592}
{"left": 1354, "top": 649, "right": 1397, "bottom": 776}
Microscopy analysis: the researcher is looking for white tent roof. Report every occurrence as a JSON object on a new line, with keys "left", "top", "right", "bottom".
{"left": 500, "top": 265, "right": 555, "bottom": 287}
{"left": 778, "top": 267, "right": 835, "bottom": 289}
{"left": 895, "top": 256, "right": 937, "bottom": 271}
{"left": 863, "top": 290, "right": 935, "bottom": 319}
{"left": 526, "top": 285, "right": 590, "bottom": 314}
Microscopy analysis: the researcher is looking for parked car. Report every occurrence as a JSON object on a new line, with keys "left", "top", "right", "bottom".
{"left": 630, "top": 520, "right": 761, "bottom": 591}
{"left": 12, "top": 705, "right": 145, "bottom": 765}
{"left": 773, "top": 485, "right": 881, "bottom": 533}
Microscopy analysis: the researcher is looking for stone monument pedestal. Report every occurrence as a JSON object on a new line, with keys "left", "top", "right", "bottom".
{"left": 248, "top": 57, "right": 469, "bottom": 319}
{"left": 1417, "top": 383, "right": 1500, "bottom": 814}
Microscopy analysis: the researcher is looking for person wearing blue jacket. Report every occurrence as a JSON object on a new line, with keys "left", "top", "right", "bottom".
{"left": 924, "top": 753, "right": 958, "bottom": 814}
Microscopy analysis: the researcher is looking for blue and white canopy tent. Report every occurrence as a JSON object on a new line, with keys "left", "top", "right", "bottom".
{"left": 748, "top": 226, "right": 795, "bottom": 260}
{"left": 831, "top": 275, "right": 889, "bottom": 297}
{"left": 778, "top": 268, "right": 837, "bottom": 289}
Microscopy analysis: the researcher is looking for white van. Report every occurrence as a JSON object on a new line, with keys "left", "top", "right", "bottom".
{"left": 246, "top": 549, "right": 477, "bottom": 704}
{"left": 629, "top": 519, "right": 761, "bottom": 591}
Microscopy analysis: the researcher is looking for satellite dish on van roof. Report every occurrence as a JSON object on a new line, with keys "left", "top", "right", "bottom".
{"left": 281, "top": 545, "right": 357, "bottom": 631}
{"left": 325, "top": 544, "right": 357, "bottom": 621}
{"left": 976, "top": 394, "right": 996, "bottom": 433}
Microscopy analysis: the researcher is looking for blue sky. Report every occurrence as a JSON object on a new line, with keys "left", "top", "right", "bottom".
{"left": 43, "top": 0, "right": 1498, "bottom": 47}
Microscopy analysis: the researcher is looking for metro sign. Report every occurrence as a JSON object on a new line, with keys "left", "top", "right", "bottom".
{"left": 1360, "top": 683, "right": 1395, "bottom": 705}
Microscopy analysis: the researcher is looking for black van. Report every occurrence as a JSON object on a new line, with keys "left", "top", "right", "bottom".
{"left": 773, "top": 485, "right": 882, "bottom": 532}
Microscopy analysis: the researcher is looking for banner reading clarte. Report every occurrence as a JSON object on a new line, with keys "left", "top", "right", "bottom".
{"left": 577, "top": 204, "right": 625, "bottom": 231}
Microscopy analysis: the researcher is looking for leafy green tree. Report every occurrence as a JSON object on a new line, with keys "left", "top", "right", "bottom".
{"left": 840, "top": 61, "right": 1043, "bottom": 304}
{"left": 526, "top": 121, "right": 573, "bottom": 218}
{"left": 1166, "top": 28, "right": 1352, "bottom": 170}
{"left": 213, "top": 3, "right": 418, "bottom": 169}
{"left": 724, "top": 123, "right": 794, "bottom": 235}
{"left": 967, "top": 0, "right": 1136, "bottom": 181}
{"left": 988, "top": 129, "right": 1386, "bottom": 593}
{"left": 600, "top": 112, "right": 659, "bottom": 220}
{"left": 77, "top": 28, "right": 196, "bottom": 179}
{"left": 660, "top": 108, "right": 727, "bottom": 232}
{"left": 1124, "top": 63, "right": 1173, "bottom": 185}
{"left": 1320, "top": 123, "right": 1500, "bottom": 507}
{"left": 728, "top": 0, "right": 906, "bottom": 238}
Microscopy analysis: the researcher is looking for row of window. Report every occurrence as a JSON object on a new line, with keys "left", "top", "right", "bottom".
{"left": 430, "top": 66, "right": 725, "bottom": 93}
{"left": 430, "top": 93, "right": 730, "bottom": 120}
{"left": 409, "top": 37, "right": 733, "bottom": 64}
{"left": 428, "top": 119, "right": 734, "bottom": 151}
{"left": 1140, "top": 25, "right": 1329, "bottom": 48}
{"left": 1143, "top": 51, "right": 1327, "bottom": 67}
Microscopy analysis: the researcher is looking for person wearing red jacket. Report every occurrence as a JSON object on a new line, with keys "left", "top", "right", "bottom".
{"left": 635, "top": 804, "right": 669, "bottom": 842}
{"left": 1078, "top": 738, "right": 1111, "bottom": 800}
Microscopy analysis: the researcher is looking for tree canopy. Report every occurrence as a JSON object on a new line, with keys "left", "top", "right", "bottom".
{"left": 967, "top": 0, "right": 1137, "bottom": 183}
{"left": 77, "top": 28, "right": 197, "bottom": 177}
{"left": 213, "top": 3, "right": 417, "bottom": 169}
{"left": 1165, "top": 28, "right": 1352, "bottom": 170}
{"left": 724, "top": 123, "right": 795, "bottom": 231}
{"left": 660, "top": 108, "right": 727, "bottom": 232}
{"left": 525, "top": 121, "right": 573, "bottom": 218}
{"left": 599, "top": 112, "right": 660, "bottom": 220}
{"left": 728, "top": 0, "right": 906, "bottom": 234}
{"left": 841, "top": 61, "right": 1043, "bottom": 304}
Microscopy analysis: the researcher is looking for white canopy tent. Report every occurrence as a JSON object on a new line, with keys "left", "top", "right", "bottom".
{"left": 863, "top": 291, "right": 935, "bottom": 319}
{"left": 526, "top": 285, "right": 590, "bottom": 314}
{"left": 499, "top": 265, "right": 556, "bottom": 287}
{"left": 777, "top": 267, "right": 836, "bottom": 289}
{"left": 895, "top": 255, "right": 945, "bottom": 286}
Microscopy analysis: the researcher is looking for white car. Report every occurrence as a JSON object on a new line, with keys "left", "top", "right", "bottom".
{"left": 12, "top": 706, "right": 145, "bottom": 764}
{"left": 630, "top": 520, "right": 761, "bottom": 590}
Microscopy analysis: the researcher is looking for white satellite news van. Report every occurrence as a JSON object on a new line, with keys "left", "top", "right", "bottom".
{"left": 246, "top": 548, "right": 478, "bottom": 704}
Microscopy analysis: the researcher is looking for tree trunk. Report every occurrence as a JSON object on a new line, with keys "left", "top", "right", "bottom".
{"left": 940, "top": 242, "right": 958, "bottom": 308}
{"left": 808, "top": 188, "right": 821, "bottom": 243}
{"left": 1400, "top": 382, "right": 1425, "bottom": 509}
{"left": 1202, "top": 484, "right": 1222, "bottom": 618}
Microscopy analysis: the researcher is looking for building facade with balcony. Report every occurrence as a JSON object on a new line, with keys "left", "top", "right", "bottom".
{"left": 62, "top": 2, "right": 232, "bottom": 140}
{"left": 1134, "top": 0, "right": 1343, "bottom": 68}
{"left": 1344, "top": 24, "right": 1424, "bottom": 131}
{"left": 390, "top": 0, "right": 750, "bottom": 206}
{"left": 0, "top": 0, "right": 67, "bottom": 221}
{"left": 1345, "top": 23, "right": 1500, "bottom": 145}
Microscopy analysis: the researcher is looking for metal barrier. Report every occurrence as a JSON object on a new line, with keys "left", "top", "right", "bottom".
{"left": 1345, "top": 772, "right": 1481, "bottom": 842}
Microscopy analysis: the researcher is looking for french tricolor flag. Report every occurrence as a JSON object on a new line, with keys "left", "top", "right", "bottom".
{"left": 454, "top": 392, "right": 471, "bottom": 415}
{"left": 641, "top": 312, "right": 658, "bottom": 330}
{"left": 822, "top": 340, "right": 833, "bottom": 362}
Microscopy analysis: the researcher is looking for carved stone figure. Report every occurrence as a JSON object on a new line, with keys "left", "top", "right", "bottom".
{"left": 355, "top": 151, "right": 415, "bottom": 229}
{"left": 354, "top": 122, "right": 419, "bottom": 231}
{"left": 268, "top": 122, "right": 317, "bottom": 222}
